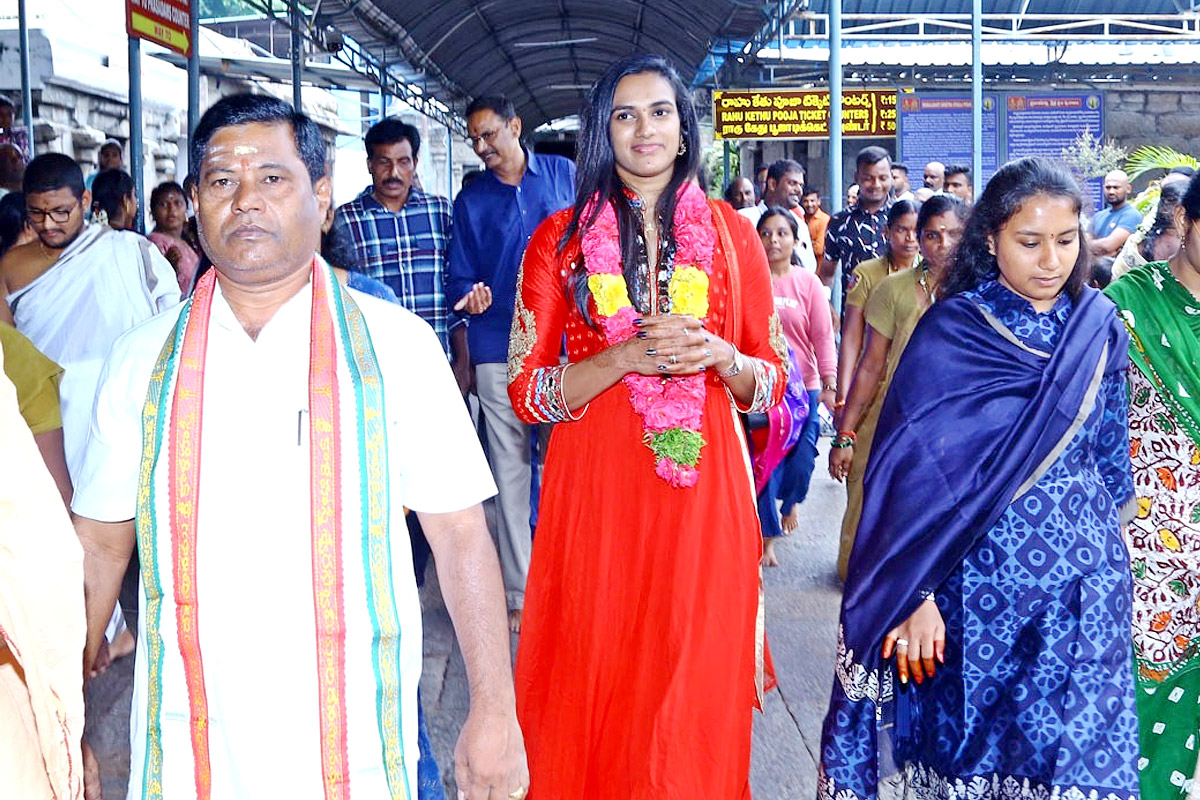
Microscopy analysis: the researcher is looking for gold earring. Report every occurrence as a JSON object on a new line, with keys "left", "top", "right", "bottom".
{"left": 677, "top": 139, "right": 687, "bottom": 156}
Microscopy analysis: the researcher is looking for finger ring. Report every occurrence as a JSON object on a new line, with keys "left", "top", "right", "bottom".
{"left": 704, "top": 348, "right": 712, "bottom": 358}
{"left": 894, "top": 638, "right": 909, "bottom": 648}
{"left": 669, "top": 355, "right": 678, "bottom": 364}
{"left": 509, "top": 789, "right": 528, "bottom": 800}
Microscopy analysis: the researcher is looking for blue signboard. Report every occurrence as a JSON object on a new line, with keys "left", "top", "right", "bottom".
{"left": 1004, "top": 93, "right": 1104, "bottom": 159}
{"left": 896, "top": 93, "right": 1001, "bottom": 184}
{"left": 1005, "top": 93, "right": 1105, "bottom": 210}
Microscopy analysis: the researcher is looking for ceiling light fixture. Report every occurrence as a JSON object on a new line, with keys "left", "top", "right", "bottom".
{"left": 513, "top": 37, "right": 599, "bottom": 48}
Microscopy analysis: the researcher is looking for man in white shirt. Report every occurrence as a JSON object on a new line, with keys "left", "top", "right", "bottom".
{"left": 72, "top": 94, "right": 527, "bottom": 800}
{"left": 738, "top": 159, "right": 818, "bottom": 270}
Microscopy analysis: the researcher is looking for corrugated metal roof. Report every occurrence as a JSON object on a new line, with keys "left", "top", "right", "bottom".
{"left": 801, "top": 1, "right": 1190, "bottom": 13}
{"left": 322, "top": 0, "right": 769, "bottom": 129}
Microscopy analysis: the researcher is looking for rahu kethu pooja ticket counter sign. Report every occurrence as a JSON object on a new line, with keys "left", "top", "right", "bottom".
{"left": 713, "top": 89, "right": 898, "bottom": 141}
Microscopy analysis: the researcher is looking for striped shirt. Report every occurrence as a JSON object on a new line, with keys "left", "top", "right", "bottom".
{"left": 328, "top": 187, "right": 458, "bottom": 356}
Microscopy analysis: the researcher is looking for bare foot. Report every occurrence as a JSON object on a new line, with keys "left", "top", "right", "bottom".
{"left": 781, "top": 507, "right": 800, "bottom": 534}
{"left": 761, "top": 538, "right": 780, "bottom": 567}
{"left": 109, "top": 628, "right": 135, "bottom": 661}
{"left": 508, "top": 609, "right": 522, "bottom": 634}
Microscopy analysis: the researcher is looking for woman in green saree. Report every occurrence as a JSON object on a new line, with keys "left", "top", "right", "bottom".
{"left": 1107, "top": 172, "right": 1200, "bottom": 800}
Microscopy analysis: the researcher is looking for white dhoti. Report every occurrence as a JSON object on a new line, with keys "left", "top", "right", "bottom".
{"left": 8, "top": 224, "right": 180, "bottom": 643}
{"left": 7, "top": 223, "right": 180, "bottom": 483}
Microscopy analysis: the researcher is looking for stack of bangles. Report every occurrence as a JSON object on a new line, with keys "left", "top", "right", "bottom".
{"left": 831, "top": 430, "right": 857, "bottom": 449}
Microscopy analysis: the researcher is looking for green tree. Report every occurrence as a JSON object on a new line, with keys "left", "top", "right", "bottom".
{"left": 1059, "top": 128, "right": 1127, "bottom": 182}
{"left": 1124, "top": 145, "right": 1200, "bottom": 214}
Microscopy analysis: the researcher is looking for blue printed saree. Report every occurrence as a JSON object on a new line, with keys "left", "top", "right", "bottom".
{"left": 818, "top": 281, "right": 1139, "bottom": 800}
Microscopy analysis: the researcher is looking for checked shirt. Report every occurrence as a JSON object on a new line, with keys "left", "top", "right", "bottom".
{"left": 328, "top": 186, "right": 459, "bottom": 356}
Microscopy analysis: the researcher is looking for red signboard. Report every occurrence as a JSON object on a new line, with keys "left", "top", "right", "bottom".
{"left": 126, "top": 0, "right": 192, "bottom": 57}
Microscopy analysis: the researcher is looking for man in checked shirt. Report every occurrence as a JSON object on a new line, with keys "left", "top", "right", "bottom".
{"left": 328, "top": 117, "right": 486, "bottom": 393}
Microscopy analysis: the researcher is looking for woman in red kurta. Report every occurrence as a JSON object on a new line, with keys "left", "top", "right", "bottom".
{"left": 507, "top": 55, "right": 787, "bottom": 798}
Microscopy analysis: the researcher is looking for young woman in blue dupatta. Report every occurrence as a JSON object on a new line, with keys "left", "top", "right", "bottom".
{"left": 818, "top": 157, "right": 1140, "bottom": 800}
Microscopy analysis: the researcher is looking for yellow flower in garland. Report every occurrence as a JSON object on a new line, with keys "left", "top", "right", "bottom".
{"left": 587, "top": 273, "right": 633, "bottom": 317}
{"left": 669, "top": 266, "right": 710, "bottom": 318}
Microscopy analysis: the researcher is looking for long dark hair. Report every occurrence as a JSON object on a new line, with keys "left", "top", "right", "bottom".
{"left": 562, "top": 54, "right": 701, "bottom": 324}
{"left": 942, "top": 156, "right": 1089, "bottom": 300}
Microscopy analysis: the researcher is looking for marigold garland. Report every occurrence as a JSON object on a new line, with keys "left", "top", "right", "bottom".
{"left": 580, "top": 182, "right": 716, "bottom": 487}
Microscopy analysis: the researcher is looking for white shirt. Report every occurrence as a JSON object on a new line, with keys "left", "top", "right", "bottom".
{"left": 737, "top": 201, "right": 818, "bottom": 271}
{"left": 73, "top": 276, "right": 496, "bottom": 799}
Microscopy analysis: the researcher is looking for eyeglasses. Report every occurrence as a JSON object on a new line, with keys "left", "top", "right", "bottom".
{"left": 27, "top": 206, "right": 76, "bottom": 224}
{"left": 465, "top": 129, "right": 499, "bottom": 148}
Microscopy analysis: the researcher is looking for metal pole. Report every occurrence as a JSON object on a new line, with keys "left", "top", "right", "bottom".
{"left": 188, "top": 0, "right": 200, "bottom": 137}
{"left": 290, "top": 0, "right": 303, "bottom": 112}
{"left": 971, "top": 0, "right": 983, "bottom": 198}
{"left": 778, "top": 1, "right": 784, "bottom": 57}
{"left": 379, "top": 53, "right": 388, "bottom": 121}
{"left": 829, "top": 0, "right": 844, "bottom": 314}
{"left": 17, "top": 0, "right": 34, "bottom": 153}
{"left": 446, "top": 125, "right": 453, "bottom": 199}
{"left": 723, "top": 141, "right": 730, "bottom": 192}
{"left": 129, "top": 36, "right": 145, "bottom": 234}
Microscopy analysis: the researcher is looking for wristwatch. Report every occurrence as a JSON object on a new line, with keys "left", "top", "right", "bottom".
{"left": 717, "top": 348, "right": 744, "bottom": 379}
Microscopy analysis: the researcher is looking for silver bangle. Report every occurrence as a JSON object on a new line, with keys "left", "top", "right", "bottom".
{"left": 717, "top": 348, "right": 744, "bottom": 379}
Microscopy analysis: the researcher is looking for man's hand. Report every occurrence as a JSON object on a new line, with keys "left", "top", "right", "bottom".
{"left": 420, "top": 504, "right": 525, "bottom": 800}
{"left": 454, "top": 282, "right": 493, "bottom": 315}
{"left": 453, "top": 706, "right": 529, "bottom": 800}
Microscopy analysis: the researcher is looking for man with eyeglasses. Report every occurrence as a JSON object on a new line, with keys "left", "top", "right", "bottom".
{"left": 1, "top": 154, "right": 178, "bottom": 485}
{"left": 448, "top": 95, "right": 575, "bottom": 634}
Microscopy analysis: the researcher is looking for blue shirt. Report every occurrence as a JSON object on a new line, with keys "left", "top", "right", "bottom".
{"left": 1091, "top": 203, "right": 1141, "bottom": 240}
{"left": 448, "top": 149, "right": 576, "bottom": 365}
{"left": 328, "top": 186, "right": 457, "bottom": 356}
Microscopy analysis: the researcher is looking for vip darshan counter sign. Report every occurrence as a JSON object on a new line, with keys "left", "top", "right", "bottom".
{"left": 713, "top": 89, "right": 897, "bottom": 140}
{"left": 127, "top": 0, "right": 192, "bottom": 57}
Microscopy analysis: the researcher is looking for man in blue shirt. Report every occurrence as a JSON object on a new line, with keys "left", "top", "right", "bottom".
{"left": 1090, "top": 169, "right": 1142, "bottom": 257}
{"left": 448, "top": 95, "right": 575, "bottom": 633}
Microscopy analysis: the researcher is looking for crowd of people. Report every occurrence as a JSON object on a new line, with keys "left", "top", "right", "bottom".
{"left": 0, "top": 52, "right": 1198, "bottom": 800}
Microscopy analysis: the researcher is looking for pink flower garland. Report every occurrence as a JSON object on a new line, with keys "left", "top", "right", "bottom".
{"left": 580, "top": 183, "right": 716, "bottom": 487}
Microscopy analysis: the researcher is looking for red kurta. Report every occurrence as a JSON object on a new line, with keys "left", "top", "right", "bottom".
{"left": 508, "top": 200, "right": 787, "bottom": 798}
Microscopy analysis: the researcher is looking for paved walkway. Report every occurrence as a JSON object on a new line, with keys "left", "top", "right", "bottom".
{"left": 86, "top": 442, "right": 847, "bottom": 800}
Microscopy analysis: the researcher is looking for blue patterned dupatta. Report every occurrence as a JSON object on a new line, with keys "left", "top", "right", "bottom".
{"left": 818, "top": 286, "right": 1129, "bottom": 800}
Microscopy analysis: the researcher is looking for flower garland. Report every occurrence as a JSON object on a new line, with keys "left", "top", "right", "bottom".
{"left": 580, "top": 182, "right": 716, "bottom": 487}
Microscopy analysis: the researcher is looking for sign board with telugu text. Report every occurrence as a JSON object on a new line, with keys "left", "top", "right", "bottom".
{"left": 126, "top": 0, "right": 192, "bottom": 57}
{"left": 713, "top": 89, "right": 897, "bottom": 141}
